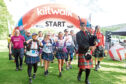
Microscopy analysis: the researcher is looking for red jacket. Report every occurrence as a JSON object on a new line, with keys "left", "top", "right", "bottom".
{"left": 96, "top": 32, "right": 104, "bottom": 47}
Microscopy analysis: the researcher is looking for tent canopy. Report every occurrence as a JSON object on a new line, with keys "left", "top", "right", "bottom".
{"left": 111, "top": 27, "right": 126, "bottom": 36}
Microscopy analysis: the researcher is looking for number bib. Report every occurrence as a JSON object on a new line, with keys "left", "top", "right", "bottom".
{"left": 26, "top": 50, "right": 38, "bottom": 57}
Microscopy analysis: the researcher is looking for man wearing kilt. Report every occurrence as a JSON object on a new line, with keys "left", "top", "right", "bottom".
{"left": 76, "top": 21, "right": 96, "bottom": 84}
{"left": 25, "top": 33, "right": 42, "bottom": 84}
{"left": 94, "top": 25, "right": 105, "bottom": 71}
{"left": 55, "top": 32, "right": 67, "bottom": 77}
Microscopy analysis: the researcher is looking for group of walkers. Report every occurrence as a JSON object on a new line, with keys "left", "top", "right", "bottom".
{"left": 8, "top": 21, "right": 105, "bottom": 84}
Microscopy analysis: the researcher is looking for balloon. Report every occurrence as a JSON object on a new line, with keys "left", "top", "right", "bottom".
{"left": 109, "top": 44, "right": 126, "bottom": 61}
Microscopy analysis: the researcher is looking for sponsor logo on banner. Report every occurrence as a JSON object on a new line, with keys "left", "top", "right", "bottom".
{"left": 37, "top": 7, "right": 72, "bottom": 16}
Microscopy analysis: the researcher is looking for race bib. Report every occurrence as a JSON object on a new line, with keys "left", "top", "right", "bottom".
{"left": 43, "top": 43, "right": 53, "bottom": 53}
{"left": 98, "top": 39, "right": 100, "bottom": 43}
{"left": 32, "top": 50, "right": 36, "bottom": 54}
{"left": 26, "top": 50, "right": 38, "bottom": 57}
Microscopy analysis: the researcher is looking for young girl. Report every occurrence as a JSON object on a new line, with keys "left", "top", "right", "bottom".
{"left": 42, "top": 33, "right": 53, "bottom": 76}
{"left": 56, "top": 32, "right": 67, "bottom": 77}
{"left": 25, "top": 33, "right": 42, "bottom": 84}
{"left": 38, "top": 31, "right": 44, "bottom": 67}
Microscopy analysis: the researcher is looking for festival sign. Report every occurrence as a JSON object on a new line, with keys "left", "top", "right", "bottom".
{"left": 13, "top": 4, "right": 91, "bottom": 36}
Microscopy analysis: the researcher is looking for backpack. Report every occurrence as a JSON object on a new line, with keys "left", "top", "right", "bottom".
{"left": 26, "top": 40, "right": 40, "bottom": 51}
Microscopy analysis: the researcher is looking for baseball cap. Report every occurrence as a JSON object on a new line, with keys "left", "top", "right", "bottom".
{"left": 80, "top": 22, "right": 86, "bottom": 27}
{"left": 32, "top": 33, "right": 37, "bottom": 36}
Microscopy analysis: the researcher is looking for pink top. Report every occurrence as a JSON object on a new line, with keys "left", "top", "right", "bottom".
{"left": 11, "top": 35, "right": 25, "bottom": 49}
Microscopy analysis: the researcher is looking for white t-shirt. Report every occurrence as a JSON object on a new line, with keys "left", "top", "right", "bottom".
{"left": 26, "top": 41, "right": 39, "bottom": 57}
{"left": 64, "top": 35, "right": 74, "bottom": 47}
{"left": 57, "top": 39, "right": 65, "bottom": 48}
{"left": 38, "top": 37, "right": 43, "bottom": 42}
{"left": 43, "top": 40, "right": 53, "bottom": 53}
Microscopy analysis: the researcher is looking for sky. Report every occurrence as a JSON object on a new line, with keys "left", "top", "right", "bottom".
{"left": 4, "top": 0, "right": 126, "bottom": 27}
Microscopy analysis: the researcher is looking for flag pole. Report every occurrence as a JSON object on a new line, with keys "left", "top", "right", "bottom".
{"left": 7, "top": 20, "right": 11, "bottom": 34}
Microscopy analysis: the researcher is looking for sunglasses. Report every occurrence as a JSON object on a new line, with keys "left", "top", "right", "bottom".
{"left": 81, "top": 25, "right": 86, "bottom": 27}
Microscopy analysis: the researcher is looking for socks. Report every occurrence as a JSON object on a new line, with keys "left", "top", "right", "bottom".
{"left": 98, "top": 61, "right": 100, "bottom": 65}
{"left": 33, "top": 73, "right": 36, "bottom": 75}
{"left": 29, "top": 77, "right": 32, "bottom": 79}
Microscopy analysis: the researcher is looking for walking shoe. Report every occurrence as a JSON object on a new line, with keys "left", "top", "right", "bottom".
{"left": 66, "top": 67, "right": 69, "bottom": 70}
{"left": 44, "top": 70, "right": 49, "bottom": 76}
{"left": 37, "top": 63, "right": 40, "bottom": 66}
{"left": 29, "top": 78, "right": 32, "bottom": 84}
{"left": 77, "top": 74, "right": 81, "bottom": 81}
{"left": 41, "top": 64, "right": 44, "bottom": 68}
{"left": 95, "top": 65, "right": 98, "bottom": 71}
{"left": 33, "top": 73, "right": 36, "bottom": 79}
{"left": 16, "top": 67, "right": 19, "bottom": 71}
{"left": 44, "top": 71, "right": 47, "bottom": 76}
{"left": 19, "top": 66, "right": 23, "bottom": 70}
{"left": 85, "top": 80, "right": 90, "bottom": 84}
{"left": 98, "top": 65, "right": 101, "bottom": 68}
{"left": 59, "top": 72, "right": 62, "bottom": 77}
{"left": 69, "top": 65, "right": 72, "bottom": 69}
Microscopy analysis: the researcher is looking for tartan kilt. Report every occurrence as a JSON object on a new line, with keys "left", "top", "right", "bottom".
{"left": 93, "top": 47, "right": 105, "bottom": 58}
{"left": 78, "top": 54, "right": 93, "bottom": 69}
{"left": 56, "top": 52, "right": 66, "bottom": 59}
{"left": 26, "top": 55, "right": 40, "bottom": 64}
{"left": 42, "top": 52, "right": 53, "bottom": 61}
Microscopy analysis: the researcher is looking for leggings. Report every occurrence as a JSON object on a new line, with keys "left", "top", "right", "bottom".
{"left": 27, "top": 63, "right": 38, "bottom": 77}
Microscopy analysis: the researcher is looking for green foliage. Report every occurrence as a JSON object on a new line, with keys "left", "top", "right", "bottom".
{"left": 30, "top": 28, "right": 58, "bottom": 34}
{"left": 101, "top": 23, "right": 126, "bottom": 35}
{"left": 101, "top": 24, "right": 126, "bottom": 39}
{"left": 0, "top": 0, "right": 14, "bottom": 40}
{"left": 101, "top": 27, "right": 119, "bottom": 35}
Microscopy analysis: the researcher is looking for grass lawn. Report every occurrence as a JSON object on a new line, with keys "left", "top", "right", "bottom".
{"left": 0, "top": 52, "right": 126, "bottom": 84}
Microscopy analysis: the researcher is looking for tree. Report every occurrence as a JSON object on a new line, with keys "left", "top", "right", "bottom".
{"left": 0, "top": 0, "right": 14, "bottom": 39}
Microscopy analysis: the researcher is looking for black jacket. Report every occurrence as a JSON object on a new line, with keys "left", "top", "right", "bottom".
{"left": 76, "top": 30, "right": 91, "bottom": 54}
